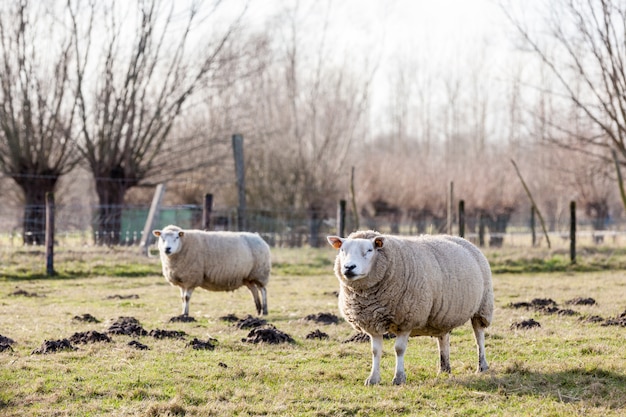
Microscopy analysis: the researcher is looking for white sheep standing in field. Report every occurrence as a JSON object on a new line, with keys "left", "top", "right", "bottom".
{"left": 327, "top": 230, "right": 493, "bottom": 385}
{"left": 153, "top": 225, "right": 270, "bottom": 316}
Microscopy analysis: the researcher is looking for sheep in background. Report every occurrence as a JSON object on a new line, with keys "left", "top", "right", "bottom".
{"left": 153, "top": 225, "right": 270, "bottom": 317}
{"left": 327, "top": 230, "right": 493, "bottom": 385}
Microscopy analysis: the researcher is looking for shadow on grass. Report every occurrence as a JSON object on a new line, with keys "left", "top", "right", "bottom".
{"left": 0, "top": 266, "right": 159, "bottom": 281}
{"left": 455, "top": 366, "right": 626, "bottom": 408}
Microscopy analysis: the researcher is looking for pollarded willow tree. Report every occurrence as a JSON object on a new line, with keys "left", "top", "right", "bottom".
{"left": 68, "top": 0, "right": 245, "bottom": 244}
{"left": 0, "top": 1, "right": 80, "bottom": 244}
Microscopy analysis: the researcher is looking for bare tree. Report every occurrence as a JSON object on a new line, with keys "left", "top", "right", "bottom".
{"left": 68, "top": 0, "right": 244, "bottom": 244}
{"left": 241, "top": 2, "right": 374, "bottom": 245}
{"left": 504, "top": 0, "right": 626, "bottom": 211}
{"left": 0, "top": 1, "right": 79, "bottom": 244}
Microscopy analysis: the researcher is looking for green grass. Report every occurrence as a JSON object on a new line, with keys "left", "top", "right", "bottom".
{"left": 1, "top": 245, "right": 626, "bottom": 415}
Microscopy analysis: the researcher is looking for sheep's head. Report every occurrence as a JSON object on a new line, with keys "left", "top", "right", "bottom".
{"left": 327, "top": 235, "right": 384, "bottom": 281}
{"left": 153, "top": 227, "right": 184, "bottom": 256}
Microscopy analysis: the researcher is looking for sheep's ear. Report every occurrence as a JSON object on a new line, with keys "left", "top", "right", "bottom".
{"left": 373, "top": 237, "right": 384, "bottom": 248}
{"left": 178, "top": 231, "right": 184, "bottom": 237}
{"left": 152, "top": 230, "right": 161, "bottom": 237}
{"left": 327, "top": 236, "right": 343, "bottom": 249}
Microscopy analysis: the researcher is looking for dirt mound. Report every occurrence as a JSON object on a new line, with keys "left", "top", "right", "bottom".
{"left": 236, "top": 315, "right": 267, "bottom": 330}
{"left": 566, "top": 297, "right": 597, "bottom": 306}
{"left": 169, "top": 315, "right": 196, "bottom": 323}
{"left": 557, "top": 309, "right": 579, "bottom": 316}
{"left": 242, "top": 325, "right": 294, "bottom": 344}
{"left": 510, "top": 318, "right": 541, "bottom": 330}
{"left": 187, "top": 337, "right": 217, "bottom": 350}
{"left": 69, "top": 331, "right": 112, "bottom": 344}
{"left": 343, "top": 332, "right": 370, "bottom": 343}
{"left": 580, "top": 315, "right": 605, "bottom": 323}
{"left": 601, "top": 310, "right": 626, "bottom": 327}
{"left": 72, "top": 313, "right": 100, "bottom": 323}
{"left": 107, "top": 317, "right": 148, "bottom": 336}
{"left": 303, "top": 312, "right": 339, "bottom": 325}
{"left": 306, "top": 329, "right": 329, "bottom": 340}
{"left": 220, "top": 314, "right": 240, "bottom": 323}
{"left": 509, "top": 301, "right": 532, "bottom": 309}
{"left": 509, "top": 298, "right": 582, "bottom": 316}
{"left": 10, "top": 289, "right": 43, "bottom": 297}
{"left": 531, "top": 298, "right": 557, "bottom": 307}
{"left": 342, "top": 332, "right": 394, "bottom": 343}
{"left": 510, "top": 298, "right": 556, "bottom": 309}
{"left": 0, "top": 334, "right": 15, "bottom": 345}
{"left": 32, "top": 339, "right": 77, "bottom": 354}
{"left": 0, "top": 334, "right": 15, "bottom": 351}
{"left": 128, "top": 340, "right": 149, "bottom": 350}
{"left": 149, "top": 329, "right": 186, "bottom": 339}
{"left": 106, "top": 294, "right": 139, "bottom": 300}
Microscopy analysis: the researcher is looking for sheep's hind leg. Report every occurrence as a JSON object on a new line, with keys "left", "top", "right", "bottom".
{"left": 181, "top": 287, "right": 194, "bottom": 316}
{"left": 392, "top": 332, "right": 410, "bottom": 385}
{"left": 437, "top": 332, "right": 451, "bottom": 374}
{"left": 260, "top": 286, "right": 268, "bottom": 315}
{"left": 472, "top": 317, "right": 489, "bottom": 372}
{"left": 365, "top": 334, "right": 383, "bottom": 386}
{"left": 245, "top": 282, "right": 263, "bottom": 315}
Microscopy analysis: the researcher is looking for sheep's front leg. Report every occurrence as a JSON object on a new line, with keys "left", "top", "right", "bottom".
{"left": 437, "top": 332, "right": 451, "bottom": 373}
{"left": 365, "top": 334, "right": 383, "bottom": 386}
{"left": 472, "top": 317, "right": 489, "bottom": 372}
{"left": 392, "top": 332, "right": 410, "bottom": 385}
{"left": 180, "top": 287, "right": 194, "bottom": 316}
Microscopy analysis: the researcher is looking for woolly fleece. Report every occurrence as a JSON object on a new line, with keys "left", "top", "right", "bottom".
{"left": 334, "top": 230, "right": 493, "bottom": 337}
{"left": 155, "top": 225, "right": 270, "bottom": 315}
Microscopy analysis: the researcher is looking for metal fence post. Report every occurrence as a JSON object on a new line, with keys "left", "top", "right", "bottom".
{"left": 203, "top": 193, "right": 213, "bottom": 230}
{"left": 45, "top": 192, "right": 55, "bottom": 276}
{"left": 570, "top": 201, "right": 576, "bottom": 264}
{"left": 338, "top": 200, "right": 346, "bottom": 237}
{"left": 232, "top": 134, "right": 246, "bottom": 231}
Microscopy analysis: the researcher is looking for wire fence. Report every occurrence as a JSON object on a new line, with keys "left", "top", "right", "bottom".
{"left": 1, "top": 202, "right": 626, "bottom": 250}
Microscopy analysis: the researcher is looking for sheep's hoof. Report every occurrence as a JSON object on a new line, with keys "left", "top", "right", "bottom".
{"left": 364, "top": 375, "right": 381, "bottom": 386}
{"left": 439, "top": 364, "right": 451, "bottom": 374}
{"left": 477, "top": 363, "right": 489, "bottom": 373}
{"left": 392, "top": 373, "right": 406, "bottom": 385}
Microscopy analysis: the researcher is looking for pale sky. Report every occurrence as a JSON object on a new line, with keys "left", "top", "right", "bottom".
{"left": 216, "top": 0, "right": 535, "bottom": 136}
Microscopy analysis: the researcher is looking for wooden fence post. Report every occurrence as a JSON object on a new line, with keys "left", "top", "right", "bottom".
{"left": 232, "top": 134, "right": 246, "bottom": 231}
{"left": 337, "top": 200, "right": 346, "bottom": 237}
{"left": 530, "top": 206, "right": 536, "bottom": 247}
{"left": 203, "top": 193, "right": 213, "bottom": 230}
{"left": 140, "top": 183, "right": 166, "bottom": 256}
{"left": 570, "top": 201, "right": 576, "bottom": 264}
{"left": 458, "top": 200, "right": 465, "bottom": 238}
{"left": 45, "top": 192, "right": 55, "bottom": 276}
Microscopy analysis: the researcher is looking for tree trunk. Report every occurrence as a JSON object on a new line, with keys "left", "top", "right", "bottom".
{"left": 17, "top": 177, "right": 58, "bottom": 245}
{"left": 93, "top": 176, "right": 129, "bottom": 245}
{"left": 308, "top": 205, "right": 323, "bottom": 248}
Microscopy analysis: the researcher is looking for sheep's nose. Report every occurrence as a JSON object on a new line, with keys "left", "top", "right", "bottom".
{"left": 343, "top": 264, "right": 357, "bottom": 276}
{"left": 165, "top": 247, "right": 172, "bottom": 254}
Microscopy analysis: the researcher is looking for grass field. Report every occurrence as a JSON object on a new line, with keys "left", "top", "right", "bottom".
{"left": 1, "top": 245, "right": 626, "bottom": 416}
